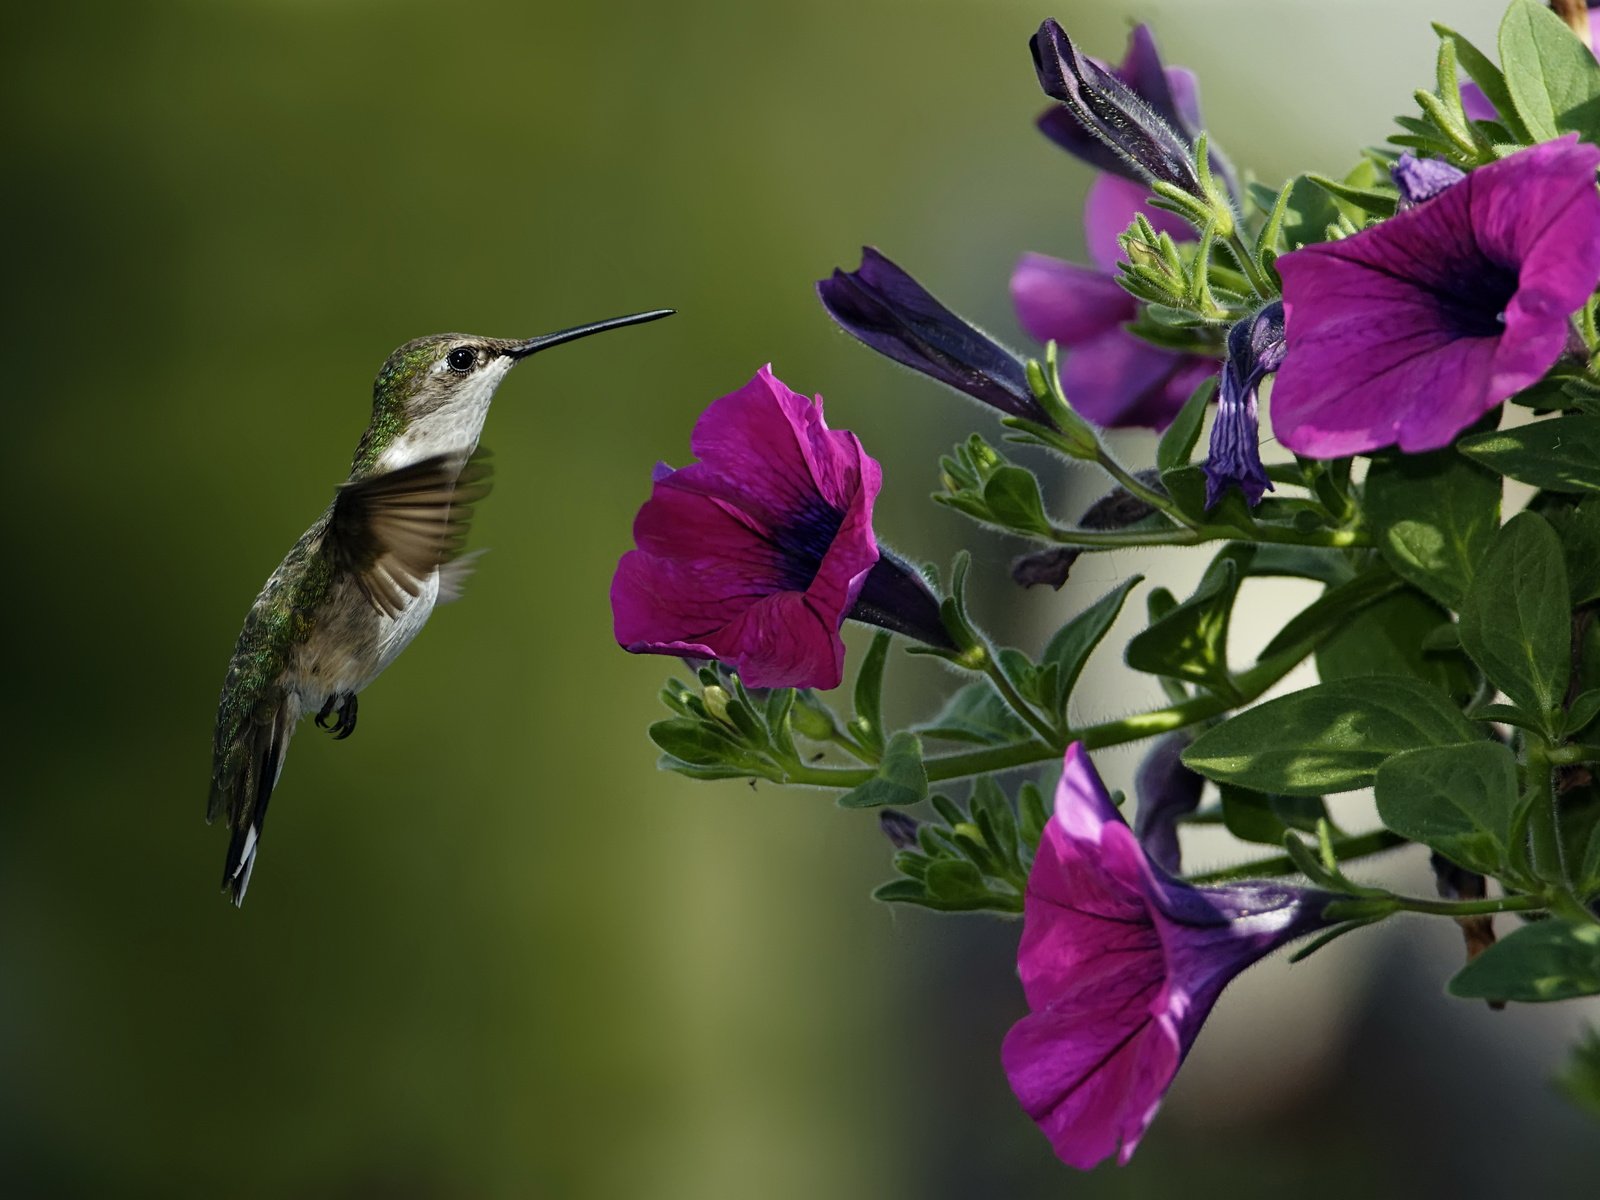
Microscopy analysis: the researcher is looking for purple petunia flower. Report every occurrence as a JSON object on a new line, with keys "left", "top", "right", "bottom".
{"left": 1131, "top": 734, "right": 1205, "bottom": 876}
{"left": 1203, "top": 301, "right": 1285, "bottom": 508}
{"left": 1013, "top": 174, "right": 1216, "bottom": 429}
{"left": 1032, "top": 22, "right": 1238, "bottom": 204}
{"left": 1002, "top": 745, "right": 1335, "bottom": 1169}
{"left": 611, "top": 366, "right": 882, "bottom": 690}
{"left": 817, "top": 247, "right": 1048, "bottom": 423}
{"left": 1271, "top": 137, "right": 1600, "bottom": 457}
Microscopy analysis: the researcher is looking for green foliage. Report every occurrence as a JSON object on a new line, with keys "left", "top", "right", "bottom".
{"left": 1374, "top": 742, "right": 1519, "bottom": 876}
{"left": 917, "top": 679, "right": 1035, "bottom": 745}
{"left": 873, "top": 779, "right": 1045, "bottom": 913}
{"left": 1218, "top": 784, "right": 1329, "bottom": 847}
{"left": 1126, "top": 544, "right": 1251, "bottom": 694}
{"left": 1183, "top": 676, "right": 1481, "bottom": 796}
{"left": 838, "top": 732, "right": 928, "bottom": 808}
{"left": 1364, "top": 447, "right": 1501, "bottom": 610}
{"left": 1498, "top": 0, "right": 1600, "bottom": 144}
{"left": 1449, "top": 919, "right": 1600, "bottom": 1003}
{"left": 1459, "top": 416, "right": 1600, "bottom": 494}
{"left": 1316, "top": 587, "right": 1478, "bottom": 704}
{"left": 850, "top": 631, "right": 892, "bottom": 757}
{"left": 1457, "top": 512, "right": 1572, "bottom": 736}
{"left": 1156, "top": 377, "right": 1215, "bottom": 471}
{"left": 1039, "top": 576, "right": 1144, "bottom": 720}
{"left": 1558, "top": 1028, "right": 1600, "bottom": 1121}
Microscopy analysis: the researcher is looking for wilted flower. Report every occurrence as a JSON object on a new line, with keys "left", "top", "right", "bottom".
{"left": 1204, "top": 301, "right": 1285, "bottom": 508}
{"left": 1272, "top": 137, "right": 1600, "bottom": 457}
{"left": 1012, "top": 174, "right": 1215, "bottom": 429}
{"left": 818, "top": 247, "right": 1046, "bottom": 423}
{"left": 611, "top": 366, "right": 881, "bottom": 689}
{"left": 1002, "top": 744, "right": 1335, "bottom": 1168}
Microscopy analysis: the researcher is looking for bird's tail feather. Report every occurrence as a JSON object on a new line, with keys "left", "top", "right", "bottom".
{"left": 219, "top": 700, "right": 295, "bottom": 906}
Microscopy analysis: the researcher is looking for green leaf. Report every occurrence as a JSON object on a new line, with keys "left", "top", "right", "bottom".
{"left": 1316, "top": 588, "right": 1478, "bottom": 704}
{"left": 1435, "top": 21, "right": 1531, "bottom": 142}
{"left": 1156, "top": 377, "right": 1215, "bottom": 471}
{"left": 1582, "top": 819, "right": 1600, "bottom": 892}
{"left": 649, "top": 719, "right": 773, "bottom": 775}
{"left": 1261, "top": 564, "right": 1400, "bottom": 661}
{"left": 1126, "top": 544, "right": 1252, "bottom": 692}
{"left": 1457, "top": 511, "right": 1571, "bottom": 728}
{"left": 982, "top": 465, "right": 1052, "bottom": 535}
{"left": 1566, "top": 689, "right": 1600, "bottom": 739}
{"left": 1557, "top": 1027, "right": 1600, "bottom": 1120}
{"left": 1281, "top": 174, "right": 1342, "bottom": 250}
{"left": 970, "top": 777, "right": 1023, "bottom": 879}
{"left": 916, "top": 680, "right": 1034, "bottom": 745}
{"left": 837, "top": 731, "right": 927, "bottom": 808}
{"left": 1307, "top": 173, "right": 1397, "bottom": 219}
{"left": 849, "top": 631, "right": 892, "bottom": 756}
{"left": 1449, "top": 918, "right": 1600, "bottom": 1003}
{"left": 1499, "top": 0, "right": 1600, "bottom": 143}
{"left": 1182, "top": 675, "right": 1481, "bottom": 796}
{"left": 1540, "top": 497, "right": 1600, "bottom": 604}
{"left": 1041, "top": 575, "right": 1143, "bottom": 715}
{"left": 1364, "top": 447, "right": 1501, "bottom": 610}
{"left": 1373, "top": 742, "right": 1517, "bottom": 875}
{"left": 1218, "top": 784, "right": 1328, "bottom": 847}
{"left": 1459, "top": 417, "right": 1600, "bottom": 494}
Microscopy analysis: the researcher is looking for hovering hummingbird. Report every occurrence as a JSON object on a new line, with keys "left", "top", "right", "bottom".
{"left": 208, "top": 309, "right": 673, "bottom": 905}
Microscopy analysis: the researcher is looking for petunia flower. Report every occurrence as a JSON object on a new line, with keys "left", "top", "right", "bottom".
{"left": 1271, "top": 137, "right": 1600, "bottom": 457}
{"left": 817, "top": 247, "right": 1048, "bottom": 423}
{"left": 1130, "top": 734, "right": 1205, "bottom": 875}
{"left": 1032, "top": 21, "right": 1238, "bottom": 204}
{"left": 1013, "top": 173, "right": 1216, "bottom": 429}
{"left": 1002, "top": 744, "right": 1335, "bottom": 1169}
{"left": 612, "top": 366, "right": 947, "bottom": 690}
{"left": 1203, "top": 301, "right": 1285, "bottom": 508}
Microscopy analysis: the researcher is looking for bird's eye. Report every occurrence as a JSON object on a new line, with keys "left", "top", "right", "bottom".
{"left": 446, "top": 347, "right": 477, "bottom": 373}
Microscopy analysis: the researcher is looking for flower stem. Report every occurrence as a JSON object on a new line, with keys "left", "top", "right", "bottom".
{"left": 1225, "top": 230, "right": 1278, "bottom": 301}
{"left": 1387, "top": 892, "right": 1548, "bottom": 918}
{"left": 979, "top": 653, "right": 1063, "bottom": 749}
{"left": 1185, "top": 829, "right": 1408, "bottom": 884}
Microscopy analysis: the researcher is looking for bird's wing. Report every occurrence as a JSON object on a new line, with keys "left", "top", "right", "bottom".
{"left": 327, "top": 451, "right": 493, "bottom": 619}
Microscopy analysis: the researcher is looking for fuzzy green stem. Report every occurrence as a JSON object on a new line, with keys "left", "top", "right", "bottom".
{"left": 1186, "top": 829, "right": 1408, "bottom": 884}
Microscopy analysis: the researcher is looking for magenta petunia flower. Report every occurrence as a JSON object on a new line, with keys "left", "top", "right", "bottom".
{"left": 1013, "top": 174, "right": 1215, "bottom": 429}
{"left": 1002, "top": 744, "right": 1334, "bottom": 1169}
{"left": 611, "top": 366, "right": 882, "bottom": 690}
{"left": 1271, "top": 137, "right": 1600, "bottom": 457}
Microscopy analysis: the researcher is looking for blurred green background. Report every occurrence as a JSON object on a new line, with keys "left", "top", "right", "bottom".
{"left": 7, "top": 0, "right": 1600, "bottom": 1196}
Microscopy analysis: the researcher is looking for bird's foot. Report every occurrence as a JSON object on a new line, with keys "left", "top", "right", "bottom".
{"left": 317, "top": 692, "right": 359, "bottom": 740}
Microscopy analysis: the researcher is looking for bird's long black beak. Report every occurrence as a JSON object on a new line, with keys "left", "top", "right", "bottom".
{"left": 507, "top": 309, "right": 675, "bottom": 359}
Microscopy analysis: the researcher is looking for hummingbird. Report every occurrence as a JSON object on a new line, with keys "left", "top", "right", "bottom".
{"left": 208, "top": 309, "right": 673, "bottom": 905}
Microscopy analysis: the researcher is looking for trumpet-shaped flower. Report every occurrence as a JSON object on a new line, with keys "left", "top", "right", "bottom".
{"left": 1003, "top": 745, "right": 1335, "bottom": 1168}
{"left": 1271, "top": 137, "right": 1600, "bottom": 457}
{"left": 611, "top": 367, "right": 881, "bottom": 690}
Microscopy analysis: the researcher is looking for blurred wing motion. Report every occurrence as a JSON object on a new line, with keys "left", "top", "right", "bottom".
{"left": 328, "top": 451, "right": 493, "bottom": 618}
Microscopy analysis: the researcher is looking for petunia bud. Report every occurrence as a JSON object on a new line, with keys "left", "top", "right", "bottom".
{"left": 818, "top": 247, "right": 1047, "bottom": 423}
{"left": 1391, "top": 152, "right": 1466, "bottom": 210}
{"left": 1029, "top": 20, "right": 1211, "bottom": 211}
